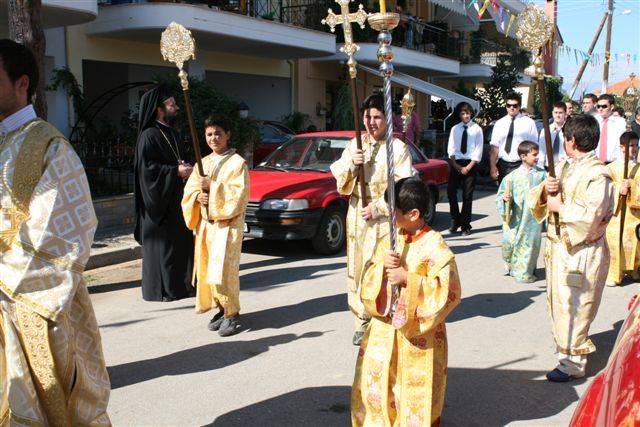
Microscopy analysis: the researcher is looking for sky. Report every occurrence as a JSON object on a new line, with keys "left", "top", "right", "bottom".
{"left": 530, "top": 0, "right": 640, "bottom": 99}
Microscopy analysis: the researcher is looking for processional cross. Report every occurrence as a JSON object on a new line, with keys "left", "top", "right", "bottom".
{"left": 322, "top": 1, "right": 369, "bottom": 201}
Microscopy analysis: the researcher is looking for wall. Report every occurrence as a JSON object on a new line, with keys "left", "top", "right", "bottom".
{"left": 206, "top": 71, "right": 291, "bottom": 121}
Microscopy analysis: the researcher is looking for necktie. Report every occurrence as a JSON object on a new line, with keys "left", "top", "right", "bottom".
{"left": 505, "top": 116, "right": 515, "bottom": 155}
{"left": 599, "top": 118, "right": 608, "bottom": 162}
{"left": 461, "top": 125, "right": 468, "bottom": 154}
{"left": 552, "top": 130, "right": 560, "bottom": 164}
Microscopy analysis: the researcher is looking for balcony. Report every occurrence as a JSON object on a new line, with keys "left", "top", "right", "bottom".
{"left": 0, "top": 0, "right": 97, "bottom": 28}
{"left": 457, "top": 38, "right": 531, "bottom": 82}
{"left": 90, "top": 0, "right": 336, "bottom": 59}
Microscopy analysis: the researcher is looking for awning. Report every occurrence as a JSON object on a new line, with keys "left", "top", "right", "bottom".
{"left": 429, "top": 0, "right": 468, "bottom": 16}
{"left": 357, "top": 65, "right": 480, "bottom": 113}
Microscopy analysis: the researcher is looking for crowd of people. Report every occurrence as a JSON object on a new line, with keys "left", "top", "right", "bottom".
{"left": 2, "top": 35, "right": 640, "bottom": 426}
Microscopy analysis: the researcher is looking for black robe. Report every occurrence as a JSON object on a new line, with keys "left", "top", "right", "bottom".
{"left": 134, "top": 122, "right": 194, "bottom": 301}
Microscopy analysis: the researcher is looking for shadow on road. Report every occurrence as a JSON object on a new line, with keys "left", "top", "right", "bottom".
{"left": 585, "top": 319, "right": 624, "bottom": 375}
{"left": 242, "top": 293, "right": 348, "bottom": 332}
{"left": 242, "top": 238, "right": 346, "bottom": 259}
{"left": 445, "top": 361, "right": 583, "bottom": 426}
{"left": 108, "top": 331, "right": 324, "bottom": 389}
{"left": 448, "top": 290, "right": 543, "bottom": 322}
{"left": 88, "top": 280, "right": 140, "bottom": 294}
{"left": 208, "top": 386, "right": 351, "bottom": 427}
{"left": 241, "top": 263, "right": 345, "bottom": 291}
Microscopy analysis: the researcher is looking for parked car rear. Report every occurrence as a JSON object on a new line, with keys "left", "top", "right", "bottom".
{"left": 244, "top": 131, "right": 449, "bottom": 254}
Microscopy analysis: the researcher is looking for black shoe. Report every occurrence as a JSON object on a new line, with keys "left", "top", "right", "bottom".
{"left": 218, "top": 315, "right": 240, "bottom": 337}
{"left": 207, "top": 310, "right": 225, "bottom": 331}
{"left": 352, "top": 331, "right": 364, "bottom": 346}
{"left": 448, "top": 225, "right": 460, "bottom": 234}
{"left": 546, "top": 368, "right": 572, "bottom": 382}
{"left": 461, "top": 229, "right": 471, "bottom": 236}
{"left": 162, "top": 296, "right": 175, "bottom": 302}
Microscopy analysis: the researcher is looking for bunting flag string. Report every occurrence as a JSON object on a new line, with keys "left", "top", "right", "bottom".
{"left": 464, "top": 0, "right": 638, "bottom": 66}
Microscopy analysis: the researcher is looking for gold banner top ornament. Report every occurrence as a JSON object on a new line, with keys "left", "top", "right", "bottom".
{"left": 321, "top": 1, "right": 368, "bottom": 79}
{"left": 516, "top": 4, "right": 553, "bottom": 52}
{"left": 160, "top": 22, "right": 196, "bottom": 89}
{"left": 515, "top": 4, "right": 553, "bottom": 79}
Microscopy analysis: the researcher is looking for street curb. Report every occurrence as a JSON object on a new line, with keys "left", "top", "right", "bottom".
{"left": 86, "top": 246, "right": 142, "bottom": 271}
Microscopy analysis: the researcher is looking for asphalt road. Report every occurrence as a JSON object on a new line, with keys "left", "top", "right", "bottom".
{"left": 85, "top": 190, "right": 639, "bottom": 426}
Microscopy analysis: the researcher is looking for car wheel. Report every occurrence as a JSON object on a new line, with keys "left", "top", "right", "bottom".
{"left": 424, "top": 187, "right": 437, "bottom": 225}
{"left": 311, "top": 205, "right": 346, "bottom": 255}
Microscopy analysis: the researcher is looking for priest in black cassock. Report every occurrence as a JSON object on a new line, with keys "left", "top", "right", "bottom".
{"left": 134, "top": 85, "right": 195, "bottom": 301}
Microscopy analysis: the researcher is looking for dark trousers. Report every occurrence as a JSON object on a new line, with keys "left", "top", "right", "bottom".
{"left": 497, "top": 159, "right": 522, "bottom": 184}
{"left": 448, "top": 159, "right": 477, "bottom": 230}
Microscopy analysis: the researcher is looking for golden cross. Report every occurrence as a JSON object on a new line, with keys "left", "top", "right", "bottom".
{"left": 321, "top": 0, "right": 368, "bottom": 79}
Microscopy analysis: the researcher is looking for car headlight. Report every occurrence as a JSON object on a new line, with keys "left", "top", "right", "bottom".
{"left": 260, "top": 198, "right": 309, "bottom": 211}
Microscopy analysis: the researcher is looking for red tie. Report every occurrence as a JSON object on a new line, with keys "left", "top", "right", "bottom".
{"left": 599, "top": 118, "right": 608, "bottom": 162}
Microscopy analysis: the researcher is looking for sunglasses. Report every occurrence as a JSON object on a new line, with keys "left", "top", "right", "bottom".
{"left": 596, "top": 104, "right": 610, "bottom": 109}
{"left": 506, "top": 103, "right": 520, "bottom": 108}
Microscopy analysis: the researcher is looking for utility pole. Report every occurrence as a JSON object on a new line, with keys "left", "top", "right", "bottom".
{"left": 602, "top": 0, "right": 614, "bottom": 94}
{"left": 568, "top": 10, "right": 609, "bottom": 99}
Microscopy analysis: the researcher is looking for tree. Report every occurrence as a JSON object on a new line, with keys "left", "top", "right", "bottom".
{"left": 474, "top": 54, "right": 520, "bottom": 122}
{"left": 9, "top": 0, "right": 47, "bottom": 119}
{"left": 533, "top": 76, "right": 563, "bottom": 116}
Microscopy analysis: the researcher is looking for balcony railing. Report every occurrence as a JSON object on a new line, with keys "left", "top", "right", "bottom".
{"left": 97, "top": 1, "right": 529, "bottom": 70}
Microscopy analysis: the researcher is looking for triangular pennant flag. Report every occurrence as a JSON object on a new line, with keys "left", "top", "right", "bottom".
{"left": 505, "top": 14, "right": 516, "bottom": 37}
{"left": 478, "top": 0, "right": 490, "bottom": 18}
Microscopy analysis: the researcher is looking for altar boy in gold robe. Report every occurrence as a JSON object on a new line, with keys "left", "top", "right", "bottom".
{"left": 352, "top": 178, "right": 461, "bottom": 426}
{"left": 528, "top": 114, "right": 614, "bottom": 382}
{"left": 182, "top": 115, "right": 249, "bottom": 337}
{"left": 605, "top": 131, "right": 640, "bottom": 286}
{"left": 0, "top": 39, "right": 110, "bottom": 425}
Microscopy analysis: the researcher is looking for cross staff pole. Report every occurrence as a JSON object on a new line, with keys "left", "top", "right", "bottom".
{"left": 369, "top": 11, "right": 401, "bottom": 318}
{"left": 160, "top": 22, "right": 205, "bottom": 178}
{"left": 619, "top": 141, "right": 630, "bottom": 271}
{"left": 322, "top": 1, "right": 369, "bottom": 203}
{"left": 515, "top": 6, "right": 559, "bottom": 235}
{"left": 534, "top": 51, "right": 561, "bottom": 236}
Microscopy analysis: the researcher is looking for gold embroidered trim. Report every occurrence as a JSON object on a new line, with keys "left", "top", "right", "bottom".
{"left": 7, "top": 410, "right": 42, "bottom": 427}
{"left": 15, "top": 304, "right": 71, "bottom": 427}
{"left": 0, "top": 409, "right": 8, "bottom": 425}
{"left": 1, "top": 120, "right": 62, "bottom": 252}
{"left": 13, "top": 240, "right": 85, "bottom": 274}
{"left": 0, "top": 278, "right": 58, "bottom": 321}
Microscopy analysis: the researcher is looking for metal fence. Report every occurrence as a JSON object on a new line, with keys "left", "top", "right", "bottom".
{"left": 73, "top": 140, "right": 135, "bottom": 197}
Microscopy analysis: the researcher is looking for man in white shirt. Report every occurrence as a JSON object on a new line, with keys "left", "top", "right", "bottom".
{"left": 595, "top": 94, "right": 626, "bottom": 163}
{"left": 447, "top": 102, "right": 483, "bottom": 235}
{"left": 538, "top": 101, "right": 567, "bottom": 169}
{"left": 489, "top": 92, "right": 539, "bottom": 183}
{"left": 581, "top": 93, "right": 598, "bottom": 116}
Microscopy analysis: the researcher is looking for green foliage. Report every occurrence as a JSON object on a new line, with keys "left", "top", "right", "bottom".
{"left": 533, "top": 76, "right": 563, "bottom": 116}
{"left": 155, "top": 74, "right": 258, "bottom": 154}
{"left": 453, "top": 79, "right": 474, "bottom": 99}
{"left": 332, "top": 83, "right": 355, "bottom": 131}
{"left": 47, "top": 67, "right": 85, "bottom": 119}
{"left": 281, "top": 111, "right": 312, "bottom": 134}
{"left": 474, "top": 54, "right": 520, "bottom": 122}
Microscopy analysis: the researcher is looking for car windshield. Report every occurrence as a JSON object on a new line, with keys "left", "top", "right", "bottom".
{"left": 258, "top": 136, "right": 350, "bottom": 172}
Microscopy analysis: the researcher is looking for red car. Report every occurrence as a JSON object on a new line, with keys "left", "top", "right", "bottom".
{"left": 245, "top": 131, "right": 449, "bottom": 254}
{"left": 570, "top": 293, "right": 640, "bottom": 426}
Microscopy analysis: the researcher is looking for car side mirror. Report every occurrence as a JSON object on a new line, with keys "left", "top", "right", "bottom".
{"left": 636, "top": 224, "right": 640, "bottom": 241}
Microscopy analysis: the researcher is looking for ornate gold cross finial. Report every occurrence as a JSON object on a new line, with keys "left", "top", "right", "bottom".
{"left": 160, "top": 22, "right": 196, "bottom": 90}
{"left": 401, "top": 83, "right": 415, "bottom": 134}
{"left": 321, "top": 1, "right": 368, "bottom": 79}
